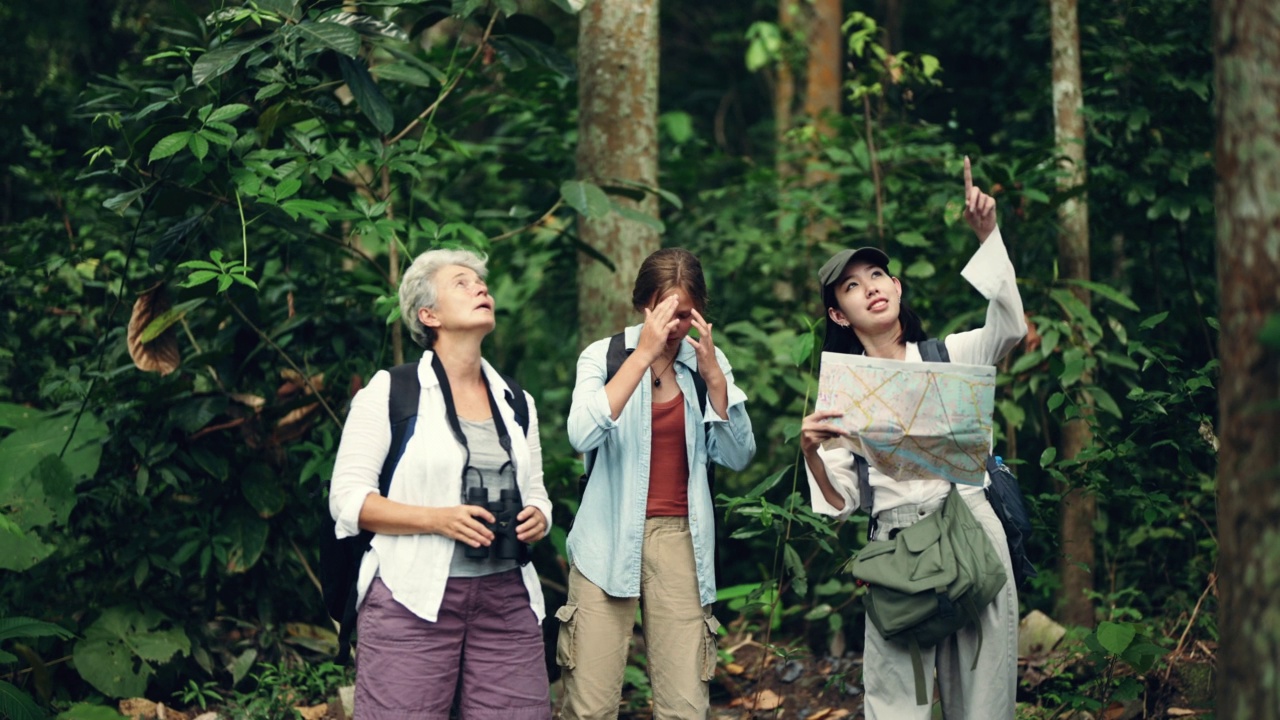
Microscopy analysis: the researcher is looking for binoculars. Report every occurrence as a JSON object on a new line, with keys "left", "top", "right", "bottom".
{"left": 463, "top": 486, "right": 525, "bottom": 561}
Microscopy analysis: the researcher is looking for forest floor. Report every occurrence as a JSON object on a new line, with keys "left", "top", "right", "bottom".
{"left": 114, "top": 617, "right": 1217, "bottom": 720}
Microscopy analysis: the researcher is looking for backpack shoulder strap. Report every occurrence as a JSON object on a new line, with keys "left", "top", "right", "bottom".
{"left": 604, "top": 331, "right": 629, "bottom": 382}
{"left": 918, "top": 338, "right": 951, "bottom": 363}
{"left": 380, "top": 361, "right": 422, "bottom": 495}
{"left": 583, "top": 332, "right": 630, "bottom": 481}
{"left": 500, "top": 373, "right": 530, "bottom": 437}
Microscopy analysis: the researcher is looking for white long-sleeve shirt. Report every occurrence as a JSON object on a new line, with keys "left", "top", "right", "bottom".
{"left": 806, "top": 227, "right": 1027, "bottom": 517}
{"left": 329, "top": 354, "right": 552, "bottom": 622}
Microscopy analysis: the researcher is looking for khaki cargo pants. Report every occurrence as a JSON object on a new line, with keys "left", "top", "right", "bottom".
{"left": 555, "top": 517, "right": 720, "bottom": 720}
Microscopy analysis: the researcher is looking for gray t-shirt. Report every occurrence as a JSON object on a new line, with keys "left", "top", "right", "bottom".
{"left": 448, "top": 416, "right": 520, "bottom": 577}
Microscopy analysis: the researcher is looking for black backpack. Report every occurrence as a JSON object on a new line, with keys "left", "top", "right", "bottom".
{"left": 319, "top": 358, "right": 530, "bottom": 663}
{"left": 853, "top": 338, "right": 1037, "bottom": 589}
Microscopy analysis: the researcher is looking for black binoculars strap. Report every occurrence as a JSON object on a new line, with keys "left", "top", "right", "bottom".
{"left": 430, "top": 353, "right": 516, "bottom": 472}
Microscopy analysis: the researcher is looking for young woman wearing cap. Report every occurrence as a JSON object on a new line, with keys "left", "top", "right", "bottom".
{"left": 800, "top": 158, "right": 1026, "bottom": 719}
{"left": 556, "top": 248, "right": 756, "bottom": 719}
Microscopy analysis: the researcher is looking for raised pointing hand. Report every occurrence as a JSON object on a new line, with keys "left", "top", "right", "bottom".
{"left": 962, "top": 156, "right": 997, "bottom": 243}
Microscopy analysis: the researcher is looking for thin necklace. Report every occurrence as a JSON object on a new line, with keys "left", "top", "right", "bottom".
{"left": 652, "top": 353, "right": 677, "bottom": 387}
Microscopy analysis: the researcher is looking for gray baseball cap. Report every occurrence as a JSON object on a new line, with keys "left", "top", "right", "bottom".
{"left": 818, "top": 247, "right": 891, "bottom": 288}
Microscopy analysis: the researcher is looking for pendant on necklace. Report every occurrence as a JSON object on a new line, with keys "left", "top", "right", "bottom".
{"left": 653, "top": 377, "right": 662, "bottom": 388}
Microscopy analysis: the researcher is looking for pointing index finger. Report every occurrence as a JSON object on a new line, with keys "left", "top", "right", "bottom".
{"left": 963, "top": 155, "right": 973, "bottom": 199}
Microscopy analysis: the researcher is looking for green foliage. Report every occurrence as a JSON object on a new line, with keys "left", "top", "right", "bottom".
{"left": 0, "top": 0, "right": 1219, "bottom": 709}
{"left": 222, "top": 660, "right": 351, "bottom": 720}
{"left": 72, "top": 607, "right": 191, "bottom": 698}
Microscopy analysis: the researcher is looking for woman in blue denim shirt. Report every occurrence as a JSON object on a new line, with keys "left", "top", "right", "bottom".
{"left": 556, "top": 248, "right": 756, "bottom": 719}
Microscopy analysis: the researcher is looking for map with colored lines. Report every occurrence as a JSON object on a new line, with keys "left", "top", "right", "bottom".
{"left": 815, "top": 352, "right": 996, "bottom": 486}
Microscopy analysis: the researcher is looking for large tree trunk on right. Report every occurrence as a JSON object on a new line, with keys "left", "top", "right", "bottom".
{"left": 576, "top": 0, "right": 661, "bottom": 346}
{"left": 1050, "top": 0, "right": 1096, "bottom": 629}
{"left": 1214, "top": 0, "right": 1280, "bottom": 714}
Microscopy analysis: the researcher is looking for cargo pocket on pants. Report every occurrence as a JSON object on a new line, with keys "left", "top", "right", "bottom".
{"left": 699, "top": 614, "right": 721, "bottom": 682}
{"left": 554, "top": 604, "right": 578, "bottom": 670}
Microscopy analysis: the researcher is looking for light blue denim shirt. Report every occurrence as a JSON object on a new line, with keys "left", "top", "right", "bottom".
{"left": 566, "top": 324, "right": 756, "bottom": 606}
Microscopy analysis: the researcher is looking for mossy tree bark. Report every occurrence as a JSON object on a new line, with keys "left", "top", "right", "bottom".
{"left": 576, "top": 0, "right": 661, "bottom": 345}
{"left": 1214, "top": 0, "right": 1280, "bottom": 715}
{"left": 1051, "top": 0, "right": 1097, "bottom": 629}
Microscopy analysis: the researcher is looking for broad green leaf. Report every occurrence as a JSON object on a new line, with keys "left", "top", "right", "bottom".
{"left": 789, "top": 330, "right": 815, "bottom": 367}
{"left": 1063, "top": 279, "right": 1140, "bottom": 311}
{"left": 452, "top": 0, "right": 486, "bottom": 18}
{"left": 1008, "top": 349, "right": 1043, "bottom": 375}
{"left": 280, "top": 199, "right": 338, "bottom": 223}
{"left": 0, "top": 403, "right": 45, "bottom": 431}
{"left": 783, "top": 543, "right": 807, "bottom": 596}
{"left": 225, "top": 510, "right": 270, "bottom": 573}
{"left": 274, "top": 177, "right": 302, "bottom": 201}
{"left": 192, "top": 37, "right": 269, "bottom": 86}
{"left": 1095, "top": 621, "right": 1136, "bottom": 656}
{"left": 560, "top": 180, "right": 611, "bottom": 219}
{"left": 229, "top": 647, "right": 258, "bottom": 685}
{"left": 1138, "top": 311, "right": 1169, "bottom": 330}
{"left": 1084, "top": 386, "right": 1123, "bottom": 419}
{"left": 370, "top": 62, "right": 435, "bottom": 88}
{"left": 0, "top": 617, "right": 74, "bottom": 643}
{"left": 188, "top": 133, "right": 209, "bottom": 161}
{"left": 0, "top": 680, "right": 44, "bottom": 720}
{"left": 904, "top": 259, "right": 936, "bottom": 279}
{"left": 895, "top": 231, "right": 930, "bottom": 248}
{"left": 72, "top": 607, "right": 190, "bottom": 698}
{"left": 206, "top": 103, "right": 251, "bottom": 124}
{"left": 182, "top": 270, "right": 219, "bottom": 287}
{"left": 103, "top": 187, "right": 148, "bottom": 215}
{"left": 148, "top": 132, "right": 191, "bottom": 163}
{"left": 0, "top": 528, "right": 56, "bottom": 572}
{"left": 1060, "top": 347, "right": 1085, "bottom": 387}
{"left": 338, "top": 55, "right": 394, "bottom": 134}
{"left": 1040, "top": 447, "right": 1057, "bottom": 467}
{"left": 256, "top": 0, "right": 300, "bottom": 21}
{"left": 1023, "top": 187, "right": 1051, "bottom": 203}
{"left": 609, "top": 201, "right": 665, "bottom": 233}
{"left": 1047, "top": 392, "right": 1064, "bottom": 412}
{"left": 0, "top": 455, "right": 76, "bottom": 530}
{"left": 0, "top": 412, "right": 106, "bottom": 484}
{"left": 659, "top": 111, "right": 694, "bottom": 145}
{"left": 138, "top": 299, "right": 206, "bottom": 344}
{"left": 293, "top": 21, "right": 360, "bottom": 57}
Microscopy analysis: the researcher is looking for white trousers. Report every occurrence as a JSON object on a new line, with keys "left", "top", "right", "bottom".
{"left": 862, "top": 492, "right": 1018, "bottom": 720}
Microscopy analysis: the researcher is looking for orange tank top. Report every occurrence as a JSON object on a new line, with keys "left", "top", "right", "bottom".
{"left": 646, "top": 393, "right": 690, "bottom": 517}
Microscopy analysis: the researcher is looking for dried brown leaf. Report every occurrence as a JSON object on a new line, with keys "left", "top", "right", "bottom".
{"left": 127, "top": 289, "right": 180, "bottom": 375}
{"left": 730, "top": 688, "right": 783, "bottom": 711}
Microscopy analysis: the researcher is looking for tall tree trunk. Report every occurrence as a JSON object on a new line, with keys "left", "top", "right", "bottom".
{"left": 576, "top": 0, "right": 661, "bottom": 345}
{"left": 1050, "top": 0, "right": 1096, "bottom": 629}
{"left": 801, "top": 0, "right": 842, "bottom": 245}
{"left": 775, "top": 0, "right": 799, "bottom": 183}
{"left": 1214, "top": 0, "right": 1280, "bottom": 714}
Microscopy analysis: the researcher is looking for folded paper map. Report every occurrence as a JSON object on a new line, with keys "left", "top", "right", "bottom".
{"left": 815, "top": 352, "right": 996, "bottom": 486}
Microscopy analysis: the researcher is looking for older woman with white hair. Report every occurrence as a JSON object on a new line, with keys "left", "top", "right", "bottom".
{"left": 330, "top": 248, "right": 553, "bottom": 720}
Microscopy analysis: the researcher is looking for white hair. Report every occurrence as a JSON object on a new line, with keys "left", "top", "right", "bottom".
{"left": 398, "top": 248, "right": 489, "bottom": 349}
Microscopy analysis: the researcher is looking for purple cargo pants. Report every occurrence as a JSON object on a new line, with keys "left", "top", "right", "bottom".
{"left": 354, "top": 571, "right": 551, "bottom": 720}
